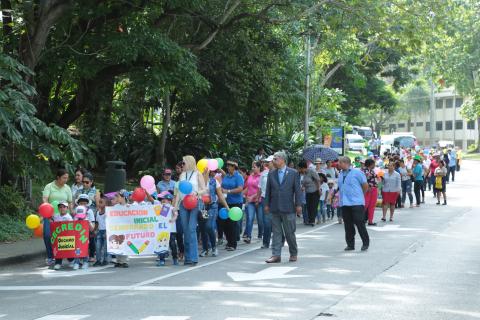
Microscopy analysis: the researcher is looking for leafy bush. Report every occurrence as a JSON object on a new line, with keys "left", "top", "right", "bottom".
{"left": 467, "top": 143, "right": 478, "bottom": 153}
{"left": 0, "top": 185, "right": 34, "bottom": 242}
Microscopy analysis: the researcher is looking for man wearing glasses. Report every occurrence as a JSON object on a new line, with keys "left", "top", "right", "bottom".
{"left": 157, "top": 168, "right": 176, "bottom": 194}
{"left": 264, "top": 151, "right": 302, "bottom": 263}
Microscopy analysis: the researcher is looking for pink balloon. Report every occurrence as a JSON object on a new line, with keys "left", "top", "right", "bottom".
{"left": 207, "top": 159, "right": 218, "bottom": 171}
{"left": 140, "top": 175, "right": 155, "bottom": 193}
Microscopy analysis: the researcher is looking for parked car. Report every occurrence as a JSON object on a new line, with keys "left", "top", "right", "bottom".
{"left": 346, "top": 134, "right": 366, "bottom": 153}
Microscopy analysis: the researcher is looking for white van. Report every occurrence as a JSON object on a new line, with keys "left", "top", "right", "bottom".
{"left": 346, "top": 134, "right": 366, "bottom": 153}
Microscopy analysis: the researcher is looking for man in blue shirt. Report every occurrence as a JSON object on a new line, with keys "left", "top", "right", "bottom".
{"left": 446, "top": 149, "right": 457, "bottom": 183}
{"left": 157, "top": 169, "right": 176, "bottom": 194}
{"left": 337, "top": 156, "right": 370, "bottom": 251}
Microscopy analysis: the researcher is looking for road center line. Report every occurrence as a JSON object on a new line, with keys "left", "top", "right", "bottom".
{"left": 132, "top": 222, "right": 337, "bottom": 287}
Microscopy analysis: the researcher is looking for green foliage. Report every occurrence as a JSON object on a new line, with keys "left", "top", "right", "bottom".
{"left": 0, "top": 185, "right": 33, "bottom": 218}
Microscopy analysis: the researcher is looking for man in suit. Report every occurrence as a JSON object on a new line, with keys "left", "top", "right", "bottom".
{"left": 264, "top": 151, "right": 302, "bottom": 263}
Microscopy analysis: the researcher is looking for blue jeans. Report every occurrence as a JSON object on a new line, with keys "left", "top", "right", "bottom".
{"left": 43, "top": 219, "right": 53, "bottom": 260}
{"left": 244, "top": 202, "right": 257, "bottom": 238}
{"left": 199, "top": 203, "right": 218, "bottom": 251}
{"left": 180, "top": 201, "right": 200, "bottom": 263}
{"left": 317, "top": 200, "right": 326, "bottom": 220}
{"left": 262, "top": 207, "right": 272, "bottom": 247}
{"left": 256, "top": 202, "right": 264, "bottom": 238}
{"left": 95, "top": 230, "right": 108, "bottom": 263}
{"left": 326, "top": 204, "right": 334, "bottom": 218}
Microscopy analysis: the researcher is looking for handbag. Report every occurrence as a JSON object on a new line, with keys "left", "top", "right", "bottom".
{"left": 435, "top": 176, "right": 443, "bottom": 189}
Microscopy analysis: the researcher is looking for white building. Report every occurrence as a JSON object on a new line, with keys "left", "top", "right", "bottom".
{"left": 387, "top": 88, "right": 478, "bottom": 149}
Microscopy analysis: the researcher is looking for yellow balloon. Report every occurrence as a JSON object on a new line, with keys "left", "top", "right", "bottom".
{"left": 197, "top": 159, "right": 208, "bottom": 172}
{"left": 25, "top": 214, "right": 41, "bottom": 229}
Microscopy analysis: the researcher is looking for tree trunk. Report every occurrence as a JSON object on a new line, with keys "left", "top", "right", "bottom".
{"left": 156, "top": 90, "right": 176, "bottom": 167}
{"left": 1, "top": 0, "right": 13, "bottom": 53}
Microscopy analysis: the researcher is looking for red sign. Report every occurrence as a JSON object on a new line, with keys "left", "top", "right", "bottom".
{"left": 50, "top": 221, "right": 89, "bottom": 259}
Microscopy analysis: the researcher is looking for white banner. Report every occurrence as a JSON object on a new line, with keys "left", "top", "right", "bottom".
{"left": 106, "top": 204, "right": 173, "bottom": 256}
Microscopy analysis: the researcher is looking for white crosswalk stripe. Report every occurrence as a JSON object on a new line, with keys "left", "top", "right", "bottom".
{"left": 0, "top": 315, "right": 6, "bottom": 318}
{"left": 141, "top": 317, "right": 190, "bottom": 320}
{"left": 34, "top": 315, "right": 90, "bottom": 320}
{"left": 225, "top": 318, "right": 272, "bottom": 320}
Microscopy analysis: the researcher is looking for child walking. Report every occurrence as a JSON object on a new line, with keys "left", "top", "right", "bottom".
{"left": 53, "top": 202, "right": 74, "bottom": 270}
{"left": 156, "top": 191, "right": 179, "bottom": 266}
{"left": 93, "top": 196, "right": 109, "bottom": 266}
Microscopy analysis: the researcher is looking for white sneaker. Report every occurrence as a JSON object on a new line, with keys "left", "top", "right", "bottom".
{"left": 54, "top": 264, "right": 61, "bottom": 270}
{"left": 199, "top": 250, "right": 208, "bottom": 257}
{"left": 211, "top": 248, "right": 218, "bottom": 257}
{"left": 73, "top": 263, "right": 80, "bottom": 270}
{"left": 82, "top": 263, "right": 89, "bottom": 270}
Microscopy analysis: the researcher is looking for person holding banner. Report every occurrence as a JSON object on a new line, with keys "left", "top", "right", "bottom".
{"left": 174, "top": 155, "right": 207, "bottom": 265}
{"left": 42, "top": 168, "right": 73, "bottom": 266}
{"left": 157, "top": 191, "right": 179, "bottom": 266}
{"left": 53, "top": 202, "right": 74, "bottom": 270}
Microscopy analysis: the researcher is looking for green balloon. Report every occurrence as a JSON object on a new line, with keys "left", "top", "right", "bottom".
{"left": 228, "top": 207, "right": 243, "bottom": 221}
{"left": 50, "top": 200, "right": 60, "bottom": 215}
{"left": 216, "top": 158, "right": 224, "bottom": 169}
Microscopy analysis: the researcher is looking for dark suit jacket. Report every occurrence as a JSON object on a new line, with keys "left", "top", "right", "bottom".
{"left": 264, "top": 166, "right": 302, "bottom": 214}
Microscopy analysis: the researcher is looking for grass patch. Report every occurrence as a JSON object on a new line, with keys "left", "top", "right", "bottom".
{"left": 0, "top": 215, "right": 33, "bottom": 242}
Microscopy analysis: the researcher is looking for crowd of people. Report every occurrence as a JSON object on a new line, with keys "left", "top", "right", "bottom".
{"left": 40, "top": 145, "right": 460, "bottom": 269}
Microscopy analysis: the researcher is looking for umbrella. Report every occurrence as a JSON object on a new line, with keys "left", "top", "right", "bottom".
{"left": 302, "top": 144, "right": 339, "bottom": 162}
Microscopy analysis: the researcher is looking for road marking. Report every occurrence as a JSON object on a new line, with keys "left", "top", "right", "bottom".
{"left": 142, "top": 317, "right": 190, "bottom": 320}
{"left": 132, "top": 222, "right": 337, "bottom": 287}
{"left": 34, "top": 315, "right": 90, "bottom": 320}
{"left": 0, "top": 285, "right": 349, "bottom": 296}
{"left": 367, "top": 224, "right": 426, "bottom": 232}
{"left": 0, "top": 315, "right": 5, "bottom": 318}
{"left": 439, "top": 308, "right": 480, "bottom": 318}
{"left": 225, "top": 318, "right": 272, "bottom": 320}
{"left": 227, "top": 266, "right": 308, "bottom": 282}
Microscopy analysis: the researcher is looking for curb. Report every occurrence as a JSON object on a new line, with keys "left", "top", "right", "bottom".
{"left": 0, "top": 250, "right": 45, "bottom": 266}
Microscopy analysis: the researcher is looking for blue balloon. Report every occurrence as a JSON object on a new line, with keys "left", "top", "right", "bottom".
{"left": 219, "top": 208, "right": 229, "bottom": 220}
{"left": 178, "top": 181, "right": 193, "bottom": 194}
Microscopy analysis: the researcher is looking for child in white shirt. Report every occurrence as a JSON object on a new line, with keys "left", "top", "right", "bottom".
{"left": 53, "top": 202, "right": 73, "bottom": 270}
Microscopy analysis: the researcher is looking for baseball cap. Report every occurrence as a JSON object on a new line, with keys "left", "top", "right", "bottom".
{"left": 264, "top": 155, "right": 274, "bottom": 162}
{"left": 58, "top": 201, "right": 68, "bottom": 207}
{"left": 74, "top": 205, "right": 87, "bottom": 219}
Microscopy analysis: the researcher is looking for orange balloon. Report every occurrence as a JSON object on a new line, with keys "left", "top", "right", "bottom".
{"left": 33, "top": 224, "right": 43, "bottom": 238}
{"left": 378, "top": 170, "right": 385, "bottom": 177}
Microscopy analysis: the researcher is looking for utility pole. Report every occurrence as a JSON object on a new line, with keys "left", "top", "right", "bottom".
{"left": 429, "top": 77, "right": 435, "bottom": 145}
{"left": 304, "top": 34, "right": 311, "bottom": 148}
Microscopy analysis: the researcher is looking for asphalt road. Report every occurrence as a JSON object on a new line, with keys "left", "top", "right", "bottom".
{"left": 1, "top": 161, "right": 479, "bottom": 320}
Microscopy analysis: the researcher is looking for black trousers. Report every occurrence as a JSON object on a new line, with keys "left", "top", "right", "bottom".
{"left": 414, "top": 180, "right": 422, "bottom": 205}
{"left": 342, "top": 205, "right": 369, "bottom": 248}
{"left": 223, "top": 203, "right": 242, "bottom": 249}
{"left": 306, "top": 191, "right": 320, "bottom": 224}
{"left": 159, "top": 233, "right": 178, "bottom": 260}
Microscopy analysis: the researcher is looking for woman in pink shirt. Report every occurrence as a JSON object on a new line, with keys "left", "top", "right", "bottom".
{"left": 243, "top": 161, "right": 263, "bottom": 243}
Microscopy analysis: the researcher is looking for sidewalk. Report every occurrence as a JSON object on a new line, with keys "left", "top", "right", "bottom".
{"left": 0, "top": 237, "right": 45, "bottom": 266}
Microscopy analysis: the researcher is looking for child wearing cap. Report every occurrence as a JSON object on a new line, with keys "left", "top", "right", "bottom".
{"left": 155, "top": 191, "right": 179, "bottom": 266}
{"left": 53, "top": 202, "right": 74, "bottom": 271}
{"left": 76, "top": 194, "right": 96, "bottom": 264}
{"left": 73, "top": 195, "right": 95, "bottom": 270}
{"left": 326, "top": 180, "right": 335, "bottom": 220}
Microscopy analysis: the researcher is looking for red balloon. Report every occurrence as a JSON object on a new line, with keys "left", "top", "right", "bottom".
{"left": 33, "top": 224, "right": 43, "bottom": 238}
{"left": 183, "top": 195, "right": 198, "bottom": 210}
{"left": 201, "top": 194, "right": 211, "bottom": 205}
{"left": 132, "top": 188, "right": 146, "bottom": 202}
{"left": 38, "top": 203, "right": 54, "bottom": 218}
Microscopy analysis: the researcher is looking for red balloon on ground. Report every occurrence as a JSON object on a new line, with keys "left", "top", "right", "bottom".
{"left": 183, "top": 195, "right": 198, "bottom": 210}
{"left": 33, "top": 224, "right": 43, "bottom": 238}
{"left": 38, "top": 203, "right": 54, "bottom": 218}
{"left": 132, "top": 188, "right": 146, "bottom": 202}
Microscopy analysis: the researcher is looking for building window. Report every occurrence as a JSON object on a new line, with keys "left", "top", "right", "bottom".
{"left": 436, "top": 99, "right": 443, "bottom": 109}
{"left": 410, "top": 122, "right": 414, "bottom": 127}
{"left": 467, "top": 120, "right": 475, "bottom": 129}
{"left": 455, "top": 98, "right": 463, "bottom": 108}
{"left": 398, "top": 123, "right": 405, "bottom": 128}
{"left": 467, "top": 139, "right": 476, "bottom": 147}
{"left": 426, "top": 122, "right": 430, "bottom": 131}
{"left": 389, "top": 124, "right": 396, "bottom": 131}
{"left": 445, "top": 120, "right": 453, "bottom": 130}
{"left": 455, "top": 140, "right": 463, "bottom": 148}
{"left": 445, "top": 98, "right": 453, "bottom": 108}
{"left": 416, "top": 122, "right": 423, "bottom": 126}
{"left": 455, "top": 120, "right": 463, "bottom": 130}
{"left": 436, "top": 121, "right": 443, "bottom": 131}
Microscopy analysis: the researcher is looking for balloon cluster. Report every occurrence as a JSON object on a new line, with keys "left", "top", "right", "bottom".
{"left": 218, "top": 207, "right": 243, "bottom": 221}
{"left": 26, "top": 202, "right": 58, "bottom": 237}
{"left": 196, "top": 158, "right": 224, "bottom": 173}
